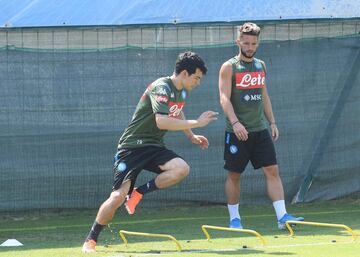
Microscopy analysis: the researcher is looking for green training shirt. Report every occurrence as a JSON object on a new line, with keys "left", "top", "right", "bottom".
{"left": 226, "top": 56, "right": 267, "bottom": 132}
{"left": 118, "top": 77, "right": 187, "bottom": 148}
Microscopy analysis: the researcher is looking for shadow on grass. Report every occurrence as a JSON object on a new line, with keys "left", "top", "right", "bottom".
{"left": 101, "top": 248, "right": 267, "bottom": 256}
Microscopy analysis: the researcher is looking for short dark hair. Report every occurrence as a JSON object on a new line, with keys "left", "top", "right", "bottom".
{"left": 175, "top": 51, "right": 207, "bottom": 76}
{"left": 238, "top": 22, "right": 261, "bottom": 38}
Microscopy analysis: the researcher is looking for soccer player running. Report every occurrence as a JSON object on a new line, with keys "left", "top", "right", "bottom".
{"left": 82, "top": 51, "right": 218, "bottom": 253}
{"left": 218, "top": 22, "right": 304, "bottom": 230}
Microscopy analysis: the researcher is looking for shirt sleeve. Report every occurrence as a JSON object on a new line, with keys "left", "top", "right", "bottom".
{"left": 149, "top": 83, "right": 171, "bottom": 115}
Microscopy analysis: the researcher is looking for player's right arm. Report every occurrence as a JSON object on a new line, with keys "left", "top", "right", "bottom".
{"left": 149, "top": 83, "right": 217, "bottom": 131}
{"left": 218, "top": 61, "right": 248, "bottom": 141}
{"left": 155, "top": 111, "right": 218, "bottom": 131}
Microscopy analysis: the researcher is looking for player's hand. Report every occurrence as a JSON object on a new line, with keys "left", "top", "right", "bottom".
{"left": 189, "top": 135, "right": 209, "bottom": 149}
{"left": 233, "top": 121, "right": 248, "bottom": 141}
{"left": 270, "top": 123, "right": 279, "bottom": 141}
{"left": 197, "top": 111, "right": 218, "bottom": 127}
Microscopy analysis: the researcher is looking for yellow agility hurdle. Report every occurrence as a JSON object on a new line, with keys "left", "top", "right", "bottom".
{"left": 119, "top": 230, "right": 182, "bottom": 251}
{"left": 201, "top": 225, "right": 266, "bottom": 246}
{"left": 285, "top": 221, "right": 357, "bottom": 241}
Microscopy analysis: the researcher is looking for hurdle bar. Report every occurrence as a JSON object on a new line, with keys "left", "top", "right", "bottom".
{"left": 285, "top": 221, "right": 357, "bottom": 241}
{"left": 201, "top": 225, "right": 266, "bottom": 246}
{"left": 119, "top": 230, "right": 182, "bottom": 251}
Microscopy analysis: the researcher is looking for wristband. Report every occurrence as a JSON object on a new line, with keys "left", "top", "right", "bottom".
{"left": 231, "top": 120, "right": 240, "bottom": 126}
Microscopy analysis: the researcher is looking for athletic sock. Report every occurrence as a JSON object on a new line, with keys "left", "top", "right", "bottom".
{"left": 136, "top": 178, "right": 158, "bottom": 195}
{"left": 86, "top": 221, "right": 106, "bottom": 242}
{"left": 273, "top": 200, "right": 287, "bottom": 220}
{"left": 227, "top": 203, "right": 241, "bottom": 221}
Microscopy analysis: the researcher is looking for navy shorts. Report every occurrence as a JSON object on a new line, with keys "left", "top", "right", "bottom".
{"left": 223, "top": 129, "right": 277, "bottom": 173}
{"left": 112, "top": 146, "right": 182, "bottom": 194}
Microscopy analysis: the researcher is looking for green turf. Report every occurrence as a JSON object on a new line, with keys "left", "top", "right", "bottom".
{"left": 0, "top": 199, "right": 359, "bottom": 257}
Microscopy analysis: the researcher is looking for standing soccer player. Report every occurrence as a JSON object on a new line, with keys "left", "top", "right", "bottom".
{"left": 218, "top": 22, "right": 304, "bottom": 230}
{"left": 82, "top": 51, "right": 218, "bottom": 253}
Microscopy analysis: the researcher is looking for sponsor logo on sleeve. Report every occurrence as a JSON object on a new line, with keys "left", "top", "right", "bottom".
{"left": 236, "top": 72, "right": 265, "bottom": 89}
{"left": 156, "top": 95, "right": 169, "bottom": 103}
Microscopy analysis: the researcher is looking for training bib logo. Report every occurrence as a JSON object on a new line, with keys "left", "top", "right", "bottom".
{"left": 168, "top": 102, "right": 185, "bottom": 117}
{"left": 236, "top": 72, "right": 265, "bottom": 89}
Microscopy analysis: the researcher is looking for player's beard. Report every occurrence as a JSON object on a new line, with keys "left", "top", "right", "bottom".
{"left": 241, "top": 48, "right": 256, "bottom": 59}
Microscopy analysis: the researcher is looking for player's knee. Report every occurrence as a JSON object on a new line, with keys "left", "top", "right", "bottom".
{"left": 263, "top": 165, "right": 280, "bottom": 178}
{"left": 228, "top": 171, "right": 241, "bottom": 182}
{"left": 177, "top": 162, "right": 190, "bottom": 178}
{"left": 109, "top": 190, "right": 127, "bottom": 208}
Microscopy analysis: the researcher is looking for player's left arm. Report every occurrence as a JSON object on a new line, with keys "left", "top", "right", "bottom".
{"left": 263, "top": 85, "right": 279, "bottom": 141}
{"left": 180, "top": 111, "right": 209, "bottom": 149}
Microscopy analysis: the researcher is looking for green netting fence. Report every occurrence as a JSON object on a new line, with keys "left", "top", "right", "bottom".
{"left": 0, "top": 20, "right": 359, "bottom": 211}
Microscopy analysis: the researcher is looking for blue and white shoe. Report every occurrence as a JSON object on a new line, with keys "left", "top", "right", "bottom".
{"left": 229, "top": 218, "right": 243, "bottom": 229}
{"left": 278, "top": 213, "right": 304, "bottom": 230}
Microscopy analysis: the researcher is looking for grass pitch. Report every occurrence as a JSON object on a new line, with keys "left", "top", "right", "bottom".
{"left": 0, "top": 198, "right": 359, "bottom": 257}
